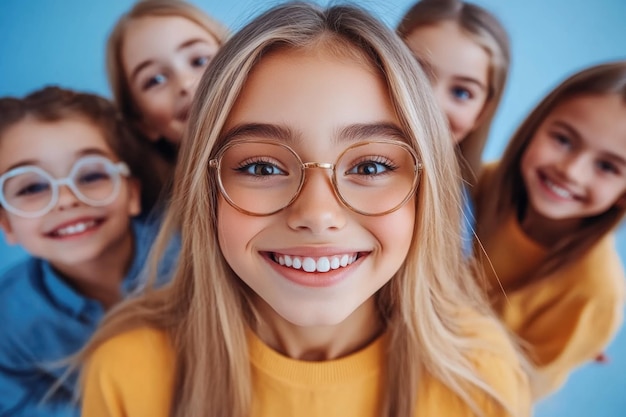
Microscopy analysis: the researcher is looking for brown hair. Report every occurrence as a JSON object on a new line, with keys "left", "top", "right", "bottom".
{"left": 0, "top": 85, "right": 165, "bottom": 211}
{"left": 397, "top": 0, "right": 510, "bottom": 185}
{"left": 475, "top": 61, "right": 626, "bottom": 278}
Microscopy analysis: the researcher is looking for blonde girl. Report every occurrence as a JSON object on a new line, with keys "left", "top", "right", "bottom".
{"left": 397, "top": 0, "right": 510, "bottom": 185}
{"left": 474, "top": 61, "right": 626, "bottom": 398}
{"left": 106, "top": 0, "right": 228, "bottom": 165}
{"left": 79, "top": 3, "right": 529, "bottom": 417}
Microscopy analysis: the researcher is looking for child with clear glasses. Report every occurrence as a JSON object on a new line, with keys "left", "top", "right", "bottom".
{"left": 106, "top": 0, "right": 228, "bottom": 171}
{"left": 473, "top": 61, "right": 626, "bottom": 399}
{"left": 0, "top": 86, "right": 177, "bottom": 416}
{"left": 78, "top": 3, "right": 530, "bottom": 417}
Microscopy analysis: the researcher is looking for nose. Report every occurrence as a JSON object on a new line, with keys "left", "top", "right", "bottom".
{"left": 285, "top": 168, "right": 347, "bottom": 234}
{"left": 559, "top": 153, "right": 589, "bottom": 184}
{"left": 55, "top": 183, "right": 81, "bottom": 211}
{"left": 176, "top": 69, "right": 199, "bottom": 96}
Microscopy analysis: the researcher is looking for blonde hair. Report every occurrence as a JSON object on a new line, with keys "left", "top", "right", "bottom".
{"left": 397, "top": 0, "right": 511, "bottom": 185}
{"left": 79, "top": 3, "right": 521, "bottom": 416}
{"left": 106, "top": 0, "right": 229, "bottom": 133}
{"left": 475, "top": 61, "right": 626, "bottom": 279}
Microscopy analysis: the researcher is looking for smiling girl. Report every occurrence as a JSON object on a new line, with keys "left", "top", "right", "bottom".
{"left": 0, "top": 86, "right": 177, "bottom": 416}
{"left": 397, "top": 0, "right": 510, "bottom": 186}
{"left": 474, "top": 61, "right": 626, "bottom": 399}
{"left": 78, "top": 3, "right": 529, "bottom": 417}
{"left": 106, "top": 0, "right": 227, "bottom": 171}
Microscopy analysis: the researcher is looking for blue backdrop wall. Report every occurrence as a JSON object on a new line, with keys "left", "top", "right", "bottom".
{"left": 0, "top": 1, "right": 625, "bottom": 415}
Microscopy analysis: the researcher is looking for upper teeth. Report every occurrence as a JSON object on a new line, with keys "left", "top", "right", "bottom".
{"left": 545, "top": 178, "right": 574, "bottom": 199}
{"left": 55, "top": 220, "right": 97, "bottom": 236}
{"left": 275, "top": 254, "right": 357, "bottom": 273}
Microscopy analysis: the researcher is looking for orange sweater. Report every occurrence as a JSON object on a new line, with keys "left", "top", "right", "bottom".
{"left": 475, "top": 163, "right": 625, "bottom": 398}
{"left": 82, "top": 324, "right": 529, "bottom": 417}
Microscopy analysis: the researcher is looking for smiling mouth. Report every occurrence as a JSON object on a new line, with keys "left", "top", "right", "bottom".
{"left": 539, "top": 172, "right": 578, "bottom": 200}
{"left": 48, "top": 219, "right": 104, "bottom": 238}
{"left": 270, "top": 253, "right": 360, "bottom": 273}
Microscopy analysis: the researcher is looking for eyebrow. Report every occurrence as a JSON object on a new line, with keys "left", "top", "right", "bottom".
{"left": 3, "top": 148, "right": 114, "bottom": 173}
{"left": 220, "top": 122, "right": 406, "bottom": 146}
{"left": 129, "top": 38, "right": 213, "bottom": 84}
{"left": 552, "top": 120, "right": 626, "bottom": 167}
{"left": 420, "top": 57, "right": 487, "bottom": 91}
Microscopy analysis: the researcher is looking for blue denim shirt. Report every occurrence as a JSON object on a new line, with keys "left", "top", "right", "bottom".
{"left": 0, "top": 218, "right": 179, "bottom": 416}
{"left": 461, "top": 185, "right": 476, "bottom": 257}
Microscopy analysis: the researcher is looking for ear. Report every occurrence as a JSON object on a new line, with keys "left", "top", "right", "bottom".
{"left": 127, "top": 178, "right": 142, "bottom": 217}
{"left": 0, "top": 210, "right": 18, "bottom": 245}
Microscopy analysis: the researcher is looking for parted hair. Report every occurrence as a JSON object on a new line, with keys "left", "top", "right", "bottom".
{"left": 78, "top": 3, "right": 524, "bottom": 417}
{"left": 475, "top": 61, "right": 626, "bottom": 279}
{"left": 397, "top": 0, "right": 510, "bottom": 185}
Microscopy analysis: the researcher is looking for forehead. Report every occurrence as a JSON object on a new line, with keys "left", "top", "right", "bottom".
{"left": 121, "top": 15, "right": 217, "bottom": 69}
{"left": 225, "top": 45, "right": 396, "bottom": 128}
{"left": 545, "top": 94, "right": 626, "bottom": 151}
{"left": 405, "top": 21, "right": 490, "bottom": 80}
{"left": 0, "top": 118, "right": 115, "bottom": 171}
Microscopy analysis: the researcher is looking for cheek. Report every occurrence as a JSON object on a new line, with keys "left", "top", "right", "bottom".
{"left": 366, "top": 201, "right": 415, "bottom": 263}
{"left": 133, "top": 91, "right": 173, "bottom": 125}
{"left": 3, "top": 218, "right": 42, "bottom": 250}
{"left": 217, "top": 200, "right": 262, "bottom": 267}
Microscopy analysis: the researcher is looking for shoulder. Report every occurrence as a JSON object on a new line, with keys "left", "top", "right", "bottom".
{"left": 86, "top": 326, "right": 175, "bottom": 376}
{"left": 82, "top": 327, "right": 175, "bottom": 416}
{"left": 466, "top": 315, "right": 531, "bottom": 416}
{"left": 562, "top": 235, "right": 625, "bottom": 299}
{"left": 0, "top": 258, "right": 47, "bottom": 329}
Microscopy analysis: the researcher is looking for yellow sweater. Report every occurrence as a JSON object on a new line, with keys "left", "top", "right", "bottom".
{"left": 82, "top": 325, "right": 530, "bottom": 417}
{"left": 475, "top": 165, "right": 626, "bottom": 398}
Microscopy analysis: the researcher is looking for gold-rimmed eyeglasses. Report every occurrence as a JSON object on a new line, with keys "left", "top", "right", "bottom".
{"left": 208, "top": 139, "right": 421, "bottom": 216}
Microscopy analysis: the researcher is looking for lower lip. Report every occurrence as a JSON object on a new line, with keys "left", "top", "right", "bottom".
{"left": 264, "top": 253, "right": 363, "bottom": 288}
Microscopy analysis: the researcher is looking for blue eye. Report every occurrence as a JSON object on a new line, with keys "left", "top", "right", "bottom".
{"left": 552, "top": 133, "right": 572, "bottom": 148}
{"left": 78, "top": 171, "right": 110, "bottom": 184}
{"left": 143, "top": 73, "right": 167, "bottom": 90}
{"left": 192, "top": 56, "right": 211, "bottom": 67}
{"left": 17, "top": 182, "right": 50, "bottom": 197}
{"left": 451, "top": 87, "right": 471, "bottom": 101}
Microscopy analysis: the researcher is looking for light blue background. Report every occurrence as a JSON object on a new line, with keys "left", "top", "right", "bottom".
{"left": 1, "top": 1, "right": 625, "bottom": 415}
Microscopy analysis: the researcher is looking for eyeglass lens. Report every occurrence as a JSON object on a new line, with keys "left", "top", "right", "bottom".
{"left": 1, "top": 158, "right": 121, "bottom": 215}
{"left": 216, "top": 141, "right": 418, "bottom": 215}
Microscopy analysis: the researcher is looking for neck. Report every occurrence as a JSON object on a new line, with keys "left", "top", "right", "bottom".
{"left": 253, "top": 297, "right": 384, "bottom": 361}
{"left": 520, "top": 205, "right": 581, "bottom": 247}
{"left": 51, "top": 228, "right": 135, "bottom": 309}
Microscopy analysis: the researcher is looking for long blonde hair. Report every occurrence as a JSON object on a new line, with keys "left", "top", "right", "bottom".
{"left": 106, "top": 0, "right": 229, "bottom": 134}
{"left": 79, "top": 3, "right": 520, "bottom": 416}
{"left": 475, "top": 61, "right": 626, "bottom": 279}
{"left": 397, "top": 0, "right": 510, "bottom": 185}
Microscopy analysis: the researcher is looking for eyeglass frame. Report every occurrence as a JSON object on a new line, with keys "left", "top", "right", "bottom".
{"left": 0, "top": 155, "right": 131, "bottom": 218}
{"left": 208, "top": 139, "right": 422, "bottom": 217}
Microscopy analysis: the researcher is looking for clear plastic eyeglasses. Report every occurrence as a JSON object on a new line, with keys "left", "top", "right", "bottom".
{"left": 0, "top": 155, "right": 131, "bottom": 218}
{"left": 209, "top": 139, "right": 421, "bottom": 216}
